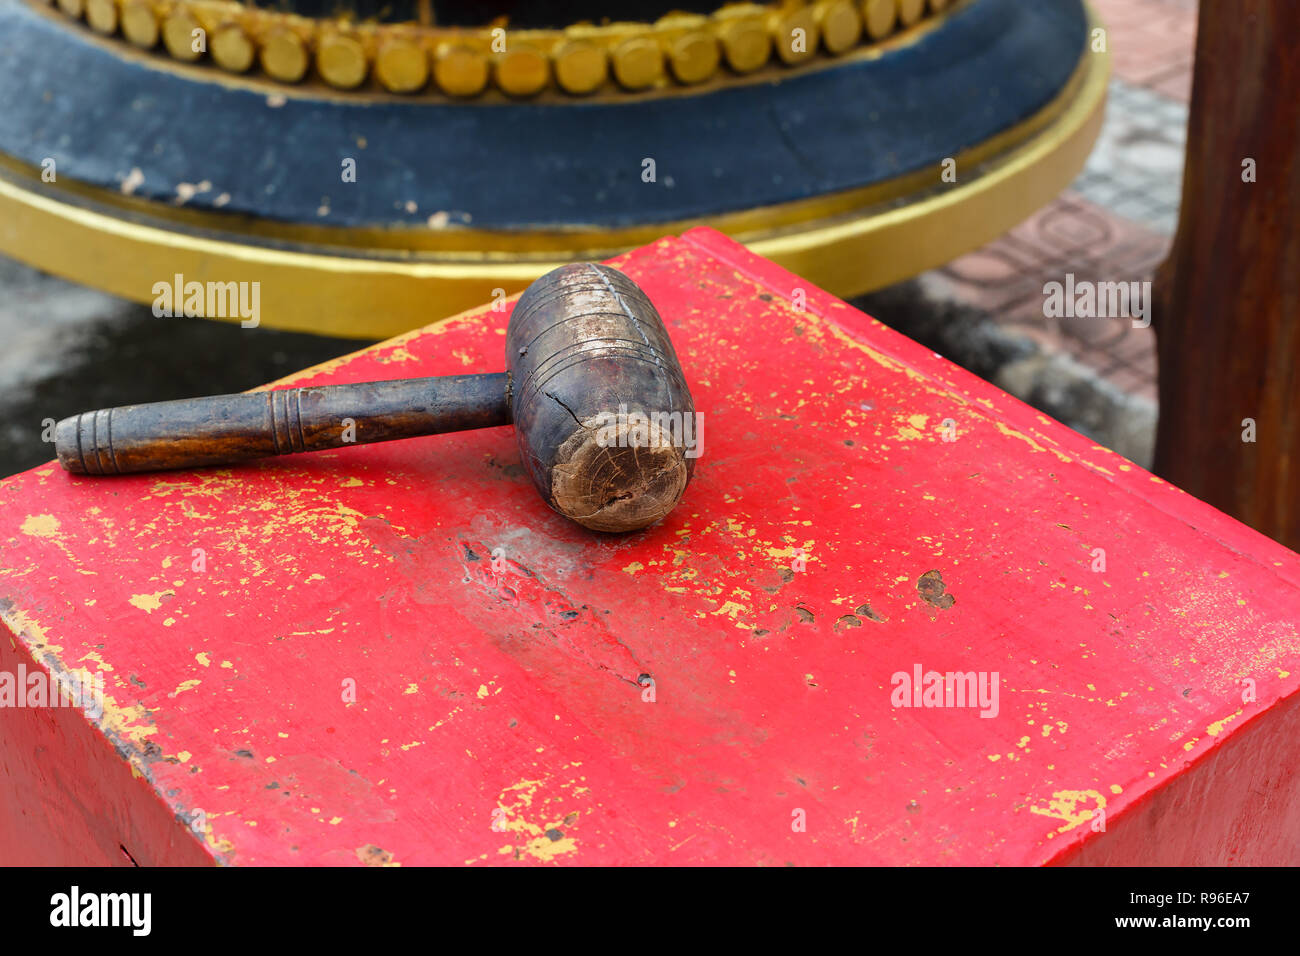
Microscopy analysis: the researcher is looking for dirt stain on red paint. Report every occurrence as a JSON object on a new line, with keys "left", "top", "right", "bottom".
{"left": 917, "top": 570, "right": 956, "bottom": 610}
{"left": 356, "top": 844, "right": 396, "bottom": 866}
{"left": 856, "top": 603, "right": 885, "bottom": 622}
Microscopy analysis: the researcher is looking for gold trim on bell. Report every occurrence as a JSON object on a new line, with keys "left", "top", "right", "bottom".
{"left": 30, "top": 0, "right": 963, "bottom": 98}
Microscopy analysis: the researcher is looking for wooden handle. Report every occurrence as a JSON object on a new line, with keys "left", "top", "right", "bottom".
{"left": 56, "top": 373, "right": 510, "bottom": 475}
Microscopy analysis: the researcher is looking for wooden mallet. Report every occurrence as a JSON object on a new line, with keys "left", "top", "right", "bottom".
{"left": 55, "top": 263, "right": 697, "bottom": 533}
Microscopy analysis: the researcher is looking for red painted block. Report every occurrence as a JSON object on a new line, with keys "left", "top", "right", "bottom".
{"left": 2, "top": 229, "right": 1298, "bottom": 866}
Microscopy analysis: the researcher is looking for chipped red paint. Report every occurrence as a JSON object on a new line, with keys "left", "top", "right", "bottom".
{"left": 2, "top": 229, "right": 1299, "bottom": 866}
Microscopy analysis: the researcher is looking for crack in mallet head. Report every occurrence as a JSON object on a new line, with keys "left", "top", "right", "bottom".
{"left": 506, "top": 262, "right": 697, "bottom": 533}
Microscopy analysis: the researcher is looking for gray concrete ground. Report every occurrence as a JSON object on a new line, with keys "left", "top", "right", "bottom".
{"left": 0, "top": 257, "right": 376, "bottom": 475}
{"left": 854, "top": 276, "right": 1159, "bottom": 470}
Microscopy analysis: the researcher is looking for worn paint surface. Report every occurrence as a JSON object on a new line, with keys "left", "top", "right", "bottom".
{"left": 2, "top": 228, "right": 1299, "bottom": 865}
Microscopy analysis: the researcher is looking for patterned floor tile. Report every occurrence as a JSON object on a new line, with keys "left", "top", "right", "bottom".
{"left": 1090, "top": 0, "right": 1197, "bottom": 101}
{"left": 923, "top": 0, "right": 1198, "bottom": 407}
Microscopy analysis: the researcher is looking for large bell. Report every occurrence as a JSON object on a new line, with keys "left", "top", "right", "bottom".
{"left": 0, "top": 0, "right": 1107, "bottom": 337}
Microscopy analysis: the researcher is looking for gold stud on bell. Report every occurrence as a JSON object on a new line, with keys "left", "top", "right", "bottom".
{"left": 211, "top": 23, "right": 255, "bottom": 74}
{"left": 769, "top": 4, "right": 819, "bottom": 67}
{"left": 495, "top": 44, "right": 550, "bottom": 97}
{"left": 553, "top": 39, "right": 608, "bottom": 95}
{"left": 861, "top": 0, "right": 899, "bottom": 40}
{"left": 434, "top": 43, "right": 490, "bottom": 97}
{"left": 898, "top": 0, "right": 926, "bottom": 28}
{"left": 84, "top": 0, "right": 117, "bottom": 35}
{"left": 667, "top": 31, "right": 721, "bottom": 85}
{"left": 717, "top": 15, "right": 772, "bottom": 74}
{"left": 260, "top": 28, "right": 310, "bottom": 83}
{"left": 376, "top": 38, "right": 430, "bottom": 93}
{"left": 816, "top": 0, "right": 863, "bottom": 55}
{"left": 318, "top": 33, "right": 369, "bottom": 90}
{"left": 612, "top": 36, "right": 664, "bottom": 91}
{"left": 120, "top": 0, "right": 160, "bottom": 48}
{"left": 162, "top": 8, "right": 204, "bottom": 63}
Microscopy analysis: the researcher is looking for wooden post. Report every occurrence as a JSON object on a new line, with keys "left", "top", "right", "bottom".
{"left": 1153, "top": 1, "right": 1300, "bottom": 549}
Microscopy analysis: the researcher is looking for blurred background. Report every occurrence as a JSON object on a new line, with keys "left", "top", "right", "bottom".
{"left": 0, "top": 0, "right": 1194, "bottom": 476}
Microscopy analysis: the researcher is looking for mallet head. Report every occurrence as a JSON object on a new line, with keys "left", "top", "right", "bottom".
{"left": 506, "top": 263, "right": 697, "bottom": 533}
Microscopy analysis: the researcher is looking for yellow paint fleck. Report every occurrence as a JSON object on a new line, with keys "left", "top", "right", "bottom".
{"left": 129, "top": 590, "right": 175, "bottom": 613}
{"left": 173, "top": 679, "right": 201, "bottom": 695}
{"left": 522, "top": 832, "right": 578, "bottom": 862}
{"left": 195, "top": 652, "right": 211, "bottom": 667}
{"left": 477, "top": 684, "right": 489, "bottom": 699}
{"left": 991, "top": 421, "right": 1074, "bottom": 463}
{"left": 20, "top": 514, "right": 61, "bottom": 537}
{"left": 1206, "top": 710, "right": 1243, "bottom": 737}
{"left": 1029, "top": 789, "right": 1105, "bottom": 834}
{"left": 376, "top": 346, "right": 418, "bottom": 364}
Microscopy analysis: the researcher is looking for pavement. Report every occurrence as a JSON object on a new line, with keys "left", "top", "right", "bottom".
{"left": 859, "top": 0, "right": 1197, "bottom": 469}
